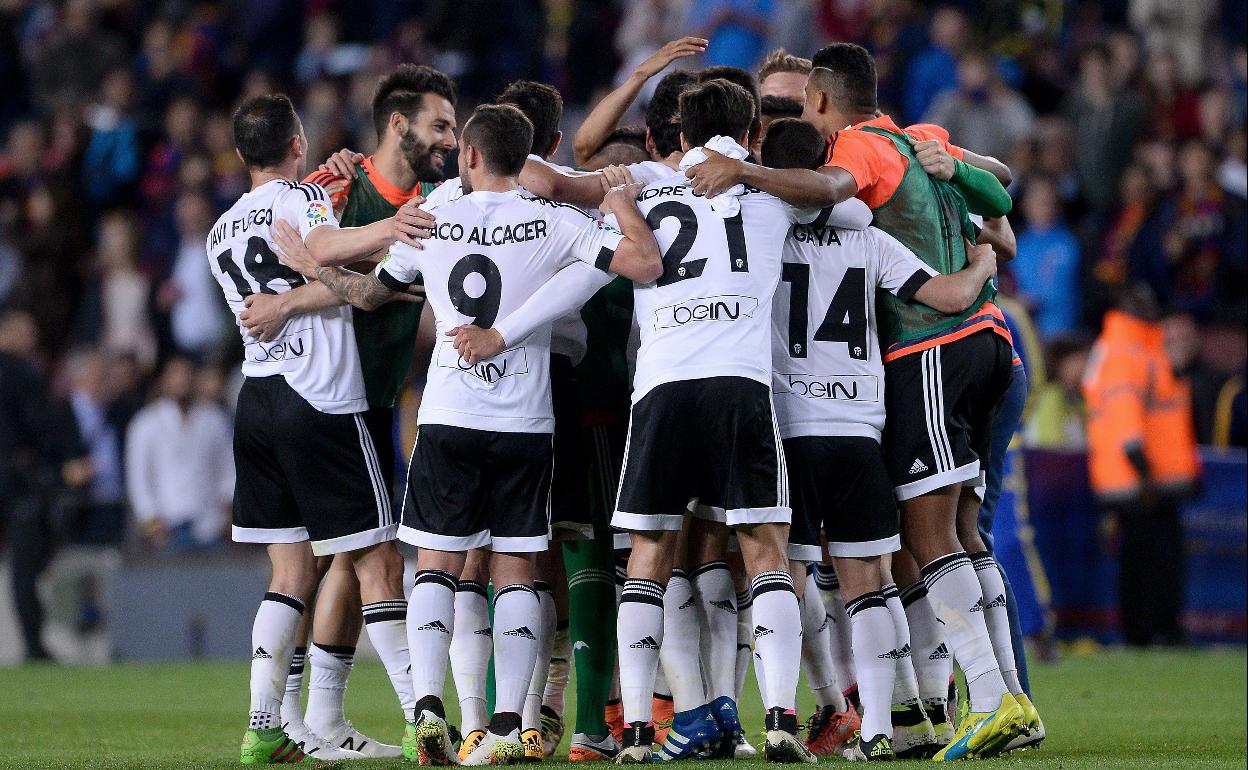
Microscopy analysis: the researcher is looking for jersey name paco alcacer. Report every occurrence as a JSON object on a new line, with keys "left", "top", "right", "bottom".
{"left": 207, "top": 180, "right": 367, "bottom": 414}
{"left": 377, "top": 189, "right": 623, "bottom": 433}
{"left": 618, "top": 172, "right": 817, "bottom": 403}
{"left": 771, "top": 217, "right": 935, "bottom": 441}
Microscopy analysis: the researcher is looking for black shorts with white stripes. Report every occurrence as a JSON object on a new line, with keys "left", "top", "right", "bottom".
{"left": 232, "top": 376, "right": 397, "bottom": 555}
{"left": 613, "top": 376, "right": 790, "bottom": 531}
{"left": 882, "top": 330, "right": 1014, "bottom": 501}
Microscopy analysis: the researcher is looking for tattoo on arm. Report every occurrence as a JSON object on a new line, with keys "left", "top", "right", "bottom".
{"left": 314, "top": 266, "right": 394, "bottom": 311}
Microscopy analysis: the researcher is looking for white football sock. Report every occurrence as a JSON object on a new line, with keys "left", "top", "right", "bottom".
{"left": 493, "top": 584, "right": 541, "bottom": 717}
{"left": 363, "top": 599, "right": 416, "bottom": 722}
{"left": 280, "top": 646, "right": 306, "bottom": 731}
{"left": 304, "top": 643, "right": 353, "bottom": 733}
{"left": 921, "top": 553, "right": 1008, "bottom": 713}
{"left": 900, "top": 582, "right": 952, "bottom": 721}
{"left": 814, "top": 565, "right": 856, "bottom": 696}
{"left": 449, "top": 580, "right": 491, "bottom": 733}
{"left": 617, "top": 578, "right": 665, "bottom": 724}
{"left": 543, "top": 621, "right": 570, "bottom": 716}
{"left": 734, "top": 588, "right": 752, "bottom": 703}
{"left": 750, "top": 570, "right": 801, "bottom": 712}
{"left": 691, "top": 560, "right": 736, "bottom": 702}
{"left": 523, "top": 582, "right": 558, "bottom": 730}
{"left": 846, "top": 591, "right": 896, "bottom": 741}
{"left": 970, "top": 553, "right": 1023, "bottom": 695}
{"left": 660, "top": 569, "right": 706, "bottom": 712}
{"left": 881, "top": 583, "right": 922, "bottom": 708}
{"left": 249, "top": 592, "right": 304, "bottom": 730}
{"left": 800, "top": 574, "right": 848, "bottom": 712}
{"left": 407, "top": 570, "right": 457, "bottom": 709}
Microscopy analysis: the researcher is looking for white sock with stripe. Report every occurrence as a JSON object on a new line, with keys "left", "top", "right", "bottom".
{"left": 407, "top": 570, "right": 456, "bottom": 708}
{"left": 659, "top": 569, "right": 706, "bottom": 713}
{"left": 280, "top": 646, "right": 307, "bottom": 732}
{"left": 363, "top": 598, "right": 416, "bottom": 722}
{"left": 618, "top": 579, "right": 665, "bottom": 724}
{"left": 449, "top": 580, "right": 491, "bottom": 734}
{"left": 523, "top": 581, "right": 558, "bottom": 730}
{"left": 493, "top": 584, "right": 541, "bottom": 718}
{"left": 970, "top": 552, "right": 1023, "bottom": 695}
{"left": 305, "top": 643, "right": 354, "bottom": 734}
{"left": 921, "top": 553, "right": 1008, "bottom": 713}
{"left": 800, "top": 572, "right": 849, "bottom": 712}
{"left": 249, "top": 592, "right": 305, "bottom": 730}
{"left": 691, "top": 560, "right": 737, "bottom": 703}
{"left": 750, "top": 570, "right": 801, "bottom": 712}
{"left": 900, "top": 582, "right": 952, "bottom": 723}
{"left": 846, "top": 591, "right": 896, "bottom": 741}
{"left": 881, "top": 583, "right": 922, "bottom": 708}
{"left": 734, "top": 588, "right": 752, "bottom": 703}
{"left": 814, "top": 565, "right": 856, "bottom": 698}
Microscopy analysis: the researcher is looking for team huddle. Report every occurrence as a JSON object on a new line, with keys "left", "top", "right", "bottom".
{"left": 213, "top": 37, "right": 1042, "bottom": 767}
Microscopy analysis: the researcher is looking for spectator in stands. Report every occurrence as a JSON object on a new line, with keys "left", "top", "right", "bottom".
{"left": 904, "top": 5, "right": 969, "bottom": 122}
{"left": 125, "top": 357, "right": 233, "bottom": 555}
{"left": 82, "top": 68, "right": 141, "bottom": 207}
{"left": 689, "top": 0, "right": 775, "bottom": 70}
{"left": 65, "top": 348, "right": 130, "bottom": 544}
{"left": 1024, "top": 336, "right": 1090, "bottom": 449}
{"left": 78, "top": 211, "right": 158, "bottom": 372}
{"left": 1083, "top": 283, "right": 1201, "bottom": 646}
{"left": 30, "top": 0, "right": 126, "bottom": 112}
{"left": 925, "top": 50, "right": 1036, "bottom": 162}
{"left": 1065, "top": 44, "right": 1145, "bottom": 213}
{"left": 1155, "top": 139, "right": 1232, "bottom": 319}
{"left": 1011, "top": 177, "right": 1082, "bottom": 339}
{"left": 158, "top": 192, "right": 230, "bottom": 359}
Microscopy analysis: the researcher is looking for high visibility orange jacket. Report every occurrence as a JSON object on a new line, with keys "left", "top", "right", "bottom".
{"left": 1082, "top": 310, "right": 1201, "bottom": 502}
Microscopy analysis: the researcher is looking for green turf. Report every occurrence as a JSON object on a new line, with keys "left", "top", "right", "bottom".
{"left": 0, "top": 648, "right": 1243, "bottom": 769}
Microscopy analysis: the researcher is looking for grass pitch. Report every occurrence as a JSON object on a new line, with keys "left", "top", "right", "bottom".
{"left": 0, "top": 648, "right": 1243, "bottom": 769}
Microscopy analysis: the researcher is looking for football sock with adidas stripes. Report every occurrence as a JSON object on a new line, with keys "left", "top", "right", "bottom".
{"left": 280, "top": 646, "right": 306, "bottom": 731}
{"left": 881, "top": 583, "right": 923, "bottom": 709}
{"left": 970, "top": 552, "right": 1024, "bottom": 696}
{"left": 660, "top": 569, "right": 706, "bottom": 713}
{"left": 249, "top": 592, "right": 305, "bottom": 730}
{"left": 814, "top": 564, "right": 857, "bottom": 698}
{"left": 617, "top": 578, "right": 665, "bottom": 724}
{"left": 449, "top": 579, "right": 492, "bottom": 734}
{"left": 493, "top": 584, "right": 541, "bottom": 718}
{"left": 563, "top": 539, "right": 616, "bottom": 736}
{"left": 305, "top": 642, "right": 355, "bottom": 734}
{"left": 799, "top": 571, "right": 849, "bottom": 712}
{"left": 408, "top": 570, "right": 457, "bottom": 707}
{"left": 363, "top": 598, "right": 416, "bottom": 723}
{"left": 750, "top": 570, "right": 802, "bottom": 712}
{"left": 920, "top": 553, "right": 1009, "bottom": 713}
{"left": 523, "top": 581, "right": 558, "bottom": 731}
{"left": 691, "top": 560, "right": 737, "bottom": 703}
{"left": 846, "top": 591, "right": 896, "bottom": 741}
{"left": 900, "top": 581, "right": 952, "bottom": 721}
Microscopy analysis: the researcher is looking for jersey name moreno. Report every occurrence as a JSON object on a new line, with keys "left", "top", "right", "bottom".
{"left": 377, "top": 188, "right": 622, "bottom": 433}
{"left": 771, "top": 217, "right": 935, "bottom": 441}
{"left": 207, "top": 180, "right": 367, "bottom": 414}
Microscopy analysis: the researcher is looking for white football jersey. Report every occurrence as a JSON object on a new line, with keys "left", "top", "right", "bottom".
{"left": 617, "top": 171, "right": 817, "bottom": 402}
{"left": 207, "top": 180, "right": 367, "bottom": 414}
{"left": 771, "top": 217, "right": 937, "bottom": 441}
{"left": 378, "top": 189, "right": 623, "bottom": 432}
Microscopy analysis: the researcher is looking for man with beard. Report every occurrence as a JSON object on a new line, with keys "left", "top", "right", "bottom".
{"left": 238, "top": 64, "right": 457, "bottom": 759}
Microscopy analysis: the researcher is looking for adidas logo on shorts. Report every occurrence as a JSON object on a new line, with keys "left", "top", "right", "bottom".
{"left": 630, "top": 636, "right": 659, "bottom": 649}
{"left": 929, "top": 643, "right": 951, "bottom": 660}
{"left": 909, "top": 458, "right": 929, "bottom": 475}
{"left": 252, "top": 646, "right": 272, "bottom": 660}
{"left": 710, "top": 599, "right": 738, "bottom": 615}
{"left": 504, "top": 626, "right": 536, "bottom": 639}
{"left": 418, "top": 620, "right": 450, "bottom": 633}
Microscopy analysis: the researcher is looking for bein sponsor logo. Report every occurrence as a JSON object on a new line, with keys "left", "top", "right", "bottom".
{"left": 247, "top": 330, "right": 311, "bottom": 362}
{"left": 435, "top": 341, "right": 530, "bottom": 384}
{"left": 773, "top": 373, "right": 879, "bottom": 402}
{"left": 653, "top": 295, "right": 758, "bottom": 330}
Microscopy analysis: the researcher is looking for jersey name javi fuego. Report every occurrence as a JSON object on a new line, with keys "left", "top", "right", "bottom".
{"left": 771, "top": 215, "right": 935, "bottom": 441}
{"left": 620, "top": 172, "right": 817, "bottom": 402}
{"left": 377, "top": 189, "right": 623, "bottom": 433}
{"left": 207, "top": 180, "right": 367, "bottom": 414}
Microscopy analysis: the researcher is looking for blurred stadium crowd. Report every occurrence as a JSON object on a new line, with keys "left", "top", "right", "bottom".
{"left": 0, "top": 0, "right": 1244, "bottom": 638}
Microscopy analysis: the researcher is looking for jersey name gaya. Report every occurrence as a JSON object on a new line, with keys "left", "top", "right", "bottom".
{"left": 377, "top": 189, "right": 623, "bottom": 432}
{"left": 207, "top": 180, "right": 367, "bottom": 414}
{"left": 771, "top": 217, "right": 935, "bottom": 441}
{"left": 617, "top": 172, "right": 817, "bottom": 402}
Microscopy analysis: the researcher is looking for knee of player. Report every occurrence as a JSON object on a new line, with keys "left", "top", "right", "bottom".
{"left": 267, "top": 546, "right": 320, "bottom": 601}
{"left": 351, "top": 541, "right": 406, "bottom": 592}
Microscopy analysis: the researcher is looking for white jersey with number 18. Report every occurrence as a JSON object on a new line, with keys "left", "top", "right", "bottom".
{"left": 771, "top": 215, "right": 937, "bottom": 441}
{"left": 207, "top": 179, "right": 367, "bottom": 414}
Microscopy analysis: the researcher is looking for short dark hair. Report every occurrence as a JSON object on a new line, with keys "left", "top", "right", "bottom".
{"left": 461, "top": 104, "right": 533, "bottom": 177}
{"left": 233, "top": 94, "right": 300, "bottom": 169}
{"left": 603, "top": 126, "right": 648, "bottom": 153}
{"left": 698, "top": 65, "right": 762, "bottom": 137}
{"left": 810, "top": 43, "right": 878, "bottom": 113}
{"left": 679, "top": 79, "right": 756, "bottom": 149}
{"left": 758, "top": 48, "right": 812, "bottom": 81}
{"left": 761, "top": 95, "right": 804, "bottom": 120}
{"left": 495, "top": 80, "right": 563, "bottom": 158}
{"left": 372, "top": 64, "right": 457, "bottom": 139}
{"left": 760, "top": 118, "right": 827, "bottom": 170}
{"left": 646, "top": 70, "right": 697, "bottom": 157}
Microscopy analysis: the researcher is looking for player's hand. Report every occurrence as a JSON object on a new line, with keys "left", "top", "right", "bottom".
{"left": 914, "top": 140, "right": 955, "bottom": 181}
{"left": 967, "top": 242, "right": 997, "bottom": 275}
{"left": 446, "top": 325, "right": 506, "bottom": 365}
{"left": 394, "top": 197, "right": 435, "bottom": 249}
{"left": 272, "top": 219, "right": 320, "bottom": 277}
{"left": 635, "top": 37, "right": 708, "bottom": 80}
{"left": 321, "top": 148, "right": 365, "bottom": 179}
{"left": 601, "top": 164, "right": 635, "bottom": 189}
{"left": 241, "top": 292, "right": 291, "bottom": 342}
{"left": 599, "top": 181, "right": 646, "bottom": 218}
{"left": 685, "top": 149, "right": 742, "bottom": 197}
